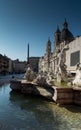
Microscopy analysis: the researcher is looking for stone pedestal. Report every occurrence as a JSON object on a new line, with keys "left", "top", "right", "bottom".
{"left": 73, "top": 87, "right": 81, "bottom": 105}
{"left": 52, "top": 86, "right": 73, "bottom": 105}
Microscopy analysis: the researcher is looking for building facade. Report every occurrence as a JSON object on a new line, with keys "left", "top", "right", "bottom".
{"left": 39, "top": 20, "right": 81, "bottom": 74}
{"left": 29, "top": 57, "right": 40, "bottom": 73}
{"left": 0, "top": 54, "right": 11, "bottom": 75}
{"left": 0, "top": 54, "right": 40, "bottom": 75}
{"left": 12, "top": 59, "right": 27, "bottom": 74}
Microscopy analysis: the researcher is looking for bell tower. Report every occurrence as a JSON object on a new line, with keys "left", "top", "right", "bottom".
{"left": 63, "top": 19, "right": 68, "bottom": 29}
{"left": 46, "top": 38, "right": 51, "bottom": 56}
{"left": 54, "top": 26, "right": 61, "bottom": 52}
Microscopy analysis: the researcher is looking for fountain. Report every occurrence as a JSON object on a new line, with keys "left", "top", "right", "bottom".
{"left": 10, "top": 43, "right": 81, "bottom": 106}
{"left": 10, "top": 65, "right": 55, "bottom": 100}
{"left": 10, "top": 42, "right": 54, "bottom": 99}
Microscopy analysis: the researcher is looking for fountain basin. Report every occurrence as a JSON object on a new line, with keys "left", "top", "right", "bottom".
{"left": 10, "top": 80, "right": 81, "bottom": 106}
{"left": 21, "top": 82, "right": 54, "bottom": 100}
{"left": 52, "top": 86, "right": 73, "bottom": 105}
{"left": 10, "top": 79, "right": 54, "bottom": 100}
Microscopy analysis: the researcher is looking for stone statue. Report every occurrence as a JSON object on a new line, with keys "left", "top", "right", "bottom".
{"left": 73, "top": 63, "right": 81, "bottom": 87}
{"left": 34, "top": 71, "right": 49, "bottom": 87}
{"left": 46, "top": 72, "right": 55, "bottom": 85}
{"left": 24, "top": 66, "right": 36, "bottom": 82}
{"left": 56, "top": 45, "right": 69, "bottom": 83}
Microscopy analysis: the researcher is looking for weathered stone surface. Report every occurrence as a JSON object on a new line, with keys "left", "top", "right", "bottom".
{"left": 10, "top": 80, "right": 22, "bottom": 91}
{"left": 73, "top": 87, "right": 81, "bottom": 105}
{"left": 52, "top": 86, "right": 73, "bottom": 105}
{"left": 21, "top": 82, "right": 54, "bottom": 100}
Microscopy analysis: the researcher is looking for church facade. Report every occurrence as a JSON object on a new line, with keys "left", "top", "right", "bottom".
{"left": 39, "top": 20, "right": 81, "bottom": 74}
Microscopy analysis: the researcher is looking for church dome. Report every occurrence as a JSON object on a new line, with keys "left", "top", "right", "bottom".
{"left": 61, "top": 19, "right": 74, "bottom": 43}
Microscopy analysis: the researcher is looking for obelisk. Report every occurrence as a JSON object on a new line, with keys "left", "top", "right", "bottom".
{"left": 27, "top": 43, "right": 29, "bottom": 65}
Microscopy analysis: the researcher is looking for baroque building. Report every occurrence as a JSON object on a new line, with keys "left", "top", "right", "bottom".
{"left": 39, "top": 19, "right": 81, "bottom": 74}
{"left": 0, "top": 54, "right": 9, "bottom": 75}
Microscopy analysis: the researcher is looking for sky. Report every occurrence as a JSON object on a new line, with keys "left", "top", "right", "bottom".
{"left": 0, "top": 0, "right": 81, "bottom": 61}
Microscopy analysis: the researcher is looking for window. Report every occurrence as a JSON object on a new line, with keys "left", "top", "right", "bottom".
{"left": 70, "top": 51, "right": 80, "bottom": 66}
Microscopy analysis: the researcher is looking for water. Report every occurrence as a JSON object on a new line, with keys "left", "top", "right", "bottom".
{"left": 0, "top": 83, "right": 81, "bottom": 130}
